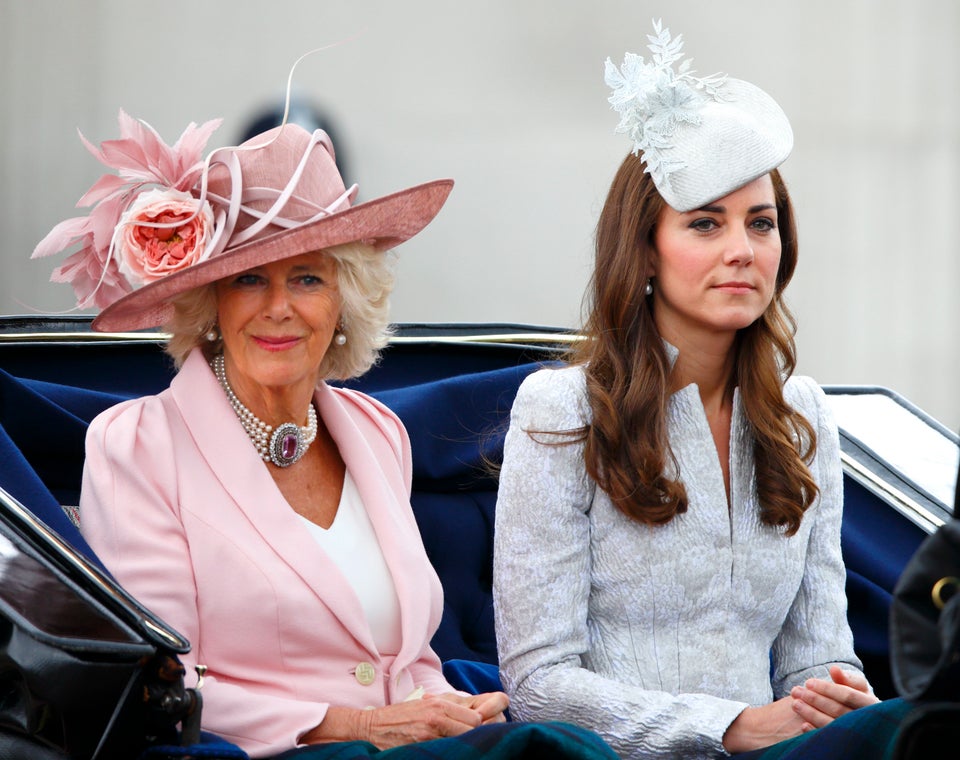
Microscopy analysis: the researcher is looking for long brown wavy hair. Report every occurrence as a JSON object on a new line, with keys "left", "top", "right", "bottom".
{"left": 568, "top": 153, "right": 818, "bottom": 535}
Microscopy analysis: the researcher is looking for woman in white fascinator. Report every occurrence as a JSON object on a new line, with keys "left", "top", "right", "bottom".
{"left": 493, "top": 20, "right": 911, "bottom": 759}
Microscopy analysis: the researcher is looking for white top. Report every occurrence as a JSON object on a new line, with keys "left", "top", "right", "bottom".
{"left": 301, "top": 470, "right": 402, "bottom": 655}
{"left": 493, "top": 364, "right": 864, "bottom": 759}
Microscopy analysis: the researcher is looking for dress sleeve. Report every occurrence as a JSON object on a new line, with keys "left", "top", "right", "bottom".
{"left": 493, "top": 368, "right": 746, "bottom": 759}
{"left": 79, "top": 399, "right": 328, "bottom": 757}
{"left": 770, "top": 377, "right": 867, "bottom": 695}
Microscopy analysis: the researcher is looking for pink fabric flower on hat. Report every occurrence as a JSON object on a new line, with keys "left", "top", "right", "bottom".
{"left": 32, "top": 110, "right": 222, "bottom": 309}
{"left": 116, "top": 189, "right": 215, "bottom": 286}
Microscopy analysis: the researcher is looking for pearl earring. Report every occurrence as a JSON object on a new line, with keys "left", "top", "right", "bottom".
{"left": 205, "top": 326, "right": 219, "bottom": 342}
{"left": 644, "top": 279, "right": 653, "bottom": 296}
{"left": 334, "top": 332, "right": 347, "bottom": 346}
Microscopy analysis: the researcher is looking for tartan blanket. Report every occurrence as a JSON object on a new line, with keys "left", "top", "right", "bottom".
{"left": 270, "top": 722, "right": 619, "bottom": 760}
{"left": 140, "top": 721, "right": 618, "bottom": 760}
{"left": 137, "top": 697, "right": 919, "bottom": 760}
{"left": 730, "top": 698, "right": 911, "bottom": 760}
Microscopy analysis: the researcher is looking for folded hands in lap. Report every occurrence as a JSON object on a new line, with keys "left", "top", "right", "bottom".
{"left": 302, "top": 691, "right": 509, "bottom": 750}
{"left": 723, "top": 666, "right": 878, "bottom": 753}
{"left": 790, "top": 665, "right": 879, "bottom": 731}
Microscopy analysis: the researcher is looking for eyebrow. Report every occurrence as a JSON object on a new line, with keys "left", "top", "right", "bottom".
{"left": 239, "top": 262, "right": 321, "bottom": 277}
{"left": 697, "top": 203, "right": 777, "bottom": 214}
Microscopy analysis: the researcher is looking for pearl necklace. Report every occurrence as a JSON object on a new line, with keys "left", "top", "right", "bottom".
{"left": 212, "top": 354, "right": 318, "bottom": 468}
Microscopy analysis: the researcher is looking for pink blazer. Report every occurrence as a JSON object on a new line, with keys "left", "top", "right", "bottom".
{"left": 80, "top": 350, "right": 454, "bottom": 758}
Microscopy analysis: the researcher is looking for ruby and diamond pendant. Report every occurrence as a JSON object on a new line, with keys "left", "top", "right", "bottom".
{"left": 269, "top": 423, "right": 305, "bottom": 467}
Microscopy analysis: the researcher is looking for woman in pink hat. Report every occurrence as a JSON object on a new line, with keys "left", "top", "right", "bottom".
{"left": 34, "top": 113, "right": 616, "bottom": 760}
{"left": 493, "top": 20, "right": 909, "bottom": 760}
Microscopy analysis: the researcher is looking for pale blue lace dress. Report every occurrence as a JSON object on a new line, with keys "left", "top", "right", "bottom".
{"left": 493, "top": 363, "right": 864, "bottom": 760}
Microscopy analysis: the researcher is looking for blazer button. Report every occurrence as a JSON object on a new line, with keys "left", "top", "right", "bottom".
{"left": 354, "top": 662, "right": 376, "bottom": 686}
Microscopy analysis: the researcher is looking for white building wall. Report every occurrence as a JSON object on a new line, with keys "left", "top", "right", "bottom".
{"left": 2, "top": 0, "right": 958, "bottom": 431}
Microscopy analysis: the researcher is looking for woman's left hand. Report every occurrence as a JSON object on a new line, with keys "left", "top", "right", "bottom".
{"left": 790, "top": 665, "right": 880, "bottom": 731}
{"left": 438, "top": 691, "right": 509, "bottom": 724}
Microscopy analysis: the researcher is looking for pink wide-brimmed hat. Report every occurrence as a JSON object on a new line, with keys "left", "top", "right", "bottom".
{"left": 33, "top": 112, "right": 453, "bottom": 332}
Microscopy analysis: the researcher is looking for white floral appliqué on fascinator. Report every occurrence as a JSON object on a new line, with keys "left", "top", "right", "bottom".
{"left": 605, "top": 19, "right": 728, "bottom": 192}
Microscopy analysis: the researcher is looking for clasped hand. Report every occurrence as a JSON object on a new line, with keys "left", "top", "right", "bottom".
{"left": 360, "top": 691, "right": 509, "bottom": 749}
{"left": 790, "top": 664, "right": 878, "bottom": 731}
{"left": 724, "top": 665, "right": 878, "bottom": 753}
{"left": 304, "top": 690, "right": 509, "bottom": 749}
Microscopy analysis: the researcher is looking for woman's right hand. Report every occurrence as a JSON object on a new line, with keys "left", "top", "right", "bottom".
{"left": 303, "top": 691, "right": 508, "bottom": 749}
{"left": 436, "top": 690, "right": 510, "bottom": 724}
{"left": 789, "top": 665, "right": 878, "bottom": 729}
{"left": 722, "top": 696, "right": 808, "bottom": 753}
{"left": 361, "top": 694, "right": 486, "bottom": 748}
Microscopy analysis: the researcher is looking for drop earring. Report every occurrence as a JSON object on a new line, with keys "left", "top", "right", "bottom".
{"left": 644, "top": 279, "right": 653, "bottom": 296}
{"left": 205, "top": 325, "right": 219, "bottom": 342}
{"left": 334, "top": 322, "right": 347, "bottom": 346}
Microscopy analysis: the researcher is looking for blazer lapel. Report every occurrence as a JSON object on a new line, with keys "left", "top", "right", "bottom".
{"left": 316, "top": 385, "right": 437, "bottom": 665}
{"left": 169, "top": 350, "right": 377, "bottom": 654}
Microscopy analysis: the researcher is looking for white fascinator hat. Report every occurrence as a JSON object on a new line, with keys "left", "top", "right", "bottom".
{"left": 605, "top": 20, "right": 793, "bottom": 212}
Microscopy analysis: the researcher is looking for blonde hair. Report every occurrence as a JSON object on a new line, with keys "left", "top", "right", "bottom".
{"left": 163, "top": 242, "right": 396, "bottom": 381}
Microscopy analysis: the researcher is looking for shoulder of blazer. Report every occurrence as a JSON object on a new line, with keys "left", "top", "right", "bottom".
{"left": 326, "top": 385, "right": 409, "bottom": 463}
